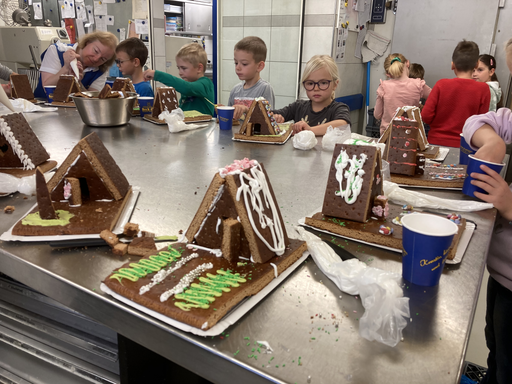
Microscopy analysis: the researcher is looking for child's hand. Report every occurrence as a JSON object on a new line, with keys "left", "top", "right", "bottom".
{"left": 471, "top": 124, "right": 506, "bottom": 164}
{"left": 472, "top": 164, "right": 512, "bottom": 220}
{"left": 273, "top": 114, "right": 284, "bottom": 123}
{"left": 1, "top": 84, "right": 11, "bottom": 97}
{"left": 143, "top": 69, "right": 155, "bottom": 81}
{"left": 233, "top": 104, "right": 247, "bottom": 121}
{"left": 292, "top": 121, "right": 310, "bottom": 135}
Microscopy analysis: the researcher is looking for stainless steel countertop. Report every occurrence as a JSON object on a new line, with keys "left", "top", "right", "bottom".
{"left": 0, "top": 109, "right": 495, "bottom": 384}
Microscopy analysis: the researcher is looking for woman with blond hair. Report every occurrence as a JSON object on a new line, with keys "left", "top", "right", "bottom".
{"left": 374, "top": 53, "right": 432, "bottom": 135}
{"left": 272, "top": 55, "right": 350, "bottom": 136}
{"left": 34, "top": 31, "right": 118, "bottom": 98}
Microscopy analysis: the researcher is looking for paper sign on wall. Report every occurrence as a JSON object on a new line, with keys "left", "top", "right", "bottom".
{"left": 95, "top": 15, "right": 107, "bottom": 31}
{"left": 76, "top": 0, "right": 87, "bottom": 20}
{"left": 76, "top": 19, "right": 86, "bottom": 38}
{"left": 119, "top": 27, "right": 126, "bottom": 42}
{"left": 106, "top": 15, "right": 115, "bottom": 26}
{"left": 33, "top": 2, "right": 43, "bottom": 19}
{"left": 94, "top": 1, "right": 107, "bottom": 16}
{"left": 103, "top": 0, "right": 115, "bottom": 3}
{"left": 59, "top": 0, "right": 75, "bottom": 19}
{"left": 132, "top": 0, "right": 148, "bottom": 19}
{"left": 134, "top": 19, "right": 148, "bottom": 35}
{"left": 85, "top": 5, "right": 94, "bottom": 24}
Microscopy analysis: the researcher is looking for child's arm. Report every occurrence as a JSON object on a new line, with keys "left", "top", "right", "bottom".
{"left": 420, "top": 80, "right": 432, "bottom": 98}
{"left": 293, "top": 119, "right": 348, "bottom": 136}
{"left": 471, "top": 164, "right": 512, "bottom": 220}
{"left": 153, "top": 71, "right": 209, "bottom": 98}
{"left": 420, "top": 84, "right": 439, "bottom": 124}
{"left": 272, "top": 102, "right": 296, "bottom": 124}
{"left": 374, "top": 82, "right": 384, "bottom": 120}
{"left": 233, "top": 105, "right": 248, "bottom": 121}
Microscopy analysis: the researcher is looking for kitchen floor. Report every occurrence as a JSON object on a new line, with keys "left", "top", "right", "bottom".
{"left": 466, "top": 268, "right": 490, "bottom": 368}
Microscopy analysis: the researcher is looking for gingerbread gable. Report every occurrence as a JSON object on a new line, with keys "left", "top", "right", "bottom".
{"left": 185, "top": 160, "right": 290, "bottom": 264}
{"left": 238, "top": 99, "right": 281, "bottom": 136}
{"left": 152, "top": 87, "right": 179, "bottom": 118}
{"left": 47, "top": 132, "right": 130, "bottom": 203}
{"left": 0, "top": 113, "right": 50, "bottom": 169}
{"left": 53, "top": 75, "right": 80, "bottom": 103}
{"left": 111, "top": 77, "right": 136, "bottom": 94}
{"left": 10, "top": 74, "right": 36, "bottom": 102}
{"left": 379, "top": 106, "right": 428, "bottom": 151}
{"left": 321, "top": 144, "right": 383, "bottom": 223}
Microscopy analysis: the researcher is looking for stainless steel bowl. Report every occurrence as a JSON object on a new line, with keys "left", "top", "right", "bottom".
{"left": 70, "top": 91, "right": 137, "bottom": 127}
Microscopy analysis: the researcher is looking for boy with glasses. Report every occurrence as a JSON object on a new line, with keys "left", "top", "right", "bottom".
{"left": 115, "top": 38, "right": 153, "bottom": 97}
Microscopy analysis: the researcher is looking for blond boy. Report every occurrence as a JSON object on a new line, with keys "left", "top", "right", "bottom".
{"left": 143, "top": 43, "right": 214, "bottom": 115}
{"left": 228, "top": 36, "right": 275, "bottom": 120}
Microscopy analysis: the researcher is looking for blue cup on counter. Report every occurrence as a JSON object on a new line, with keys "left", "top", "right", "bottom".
{"left": 459, "top": 133, "right": 476, "bottom": 165}
{"left": 217, "top": 106, "right": 235, "bottom": 130}
{"left": 462, "top": 155, "right": 505, "bottom": 198}
{"left": 44, "top": 85, "right": 56, "bottom": 103}
{"left": 105, "top": 80, "right": 115, "bottom": 87}
{"left": 401, "top": 213, "right": 458, "bottom": 286}
{"left": 138, "top": 96, "right": 154, "bottom": 118}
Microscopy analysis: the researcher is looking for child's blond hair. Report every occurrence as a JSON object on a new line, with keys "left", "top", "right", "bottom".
{"left": 176, "top": 43, "right": 207, "bottom": 72}
{"left": 384, "top": 53, "right": 407, "bottom": 79}
{"left": 301, "top": 55, "right": 339, "bottom": 100}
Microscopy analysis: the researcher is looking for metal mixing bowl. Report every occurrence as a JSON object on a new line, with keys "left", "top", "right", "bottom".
{"left": 70, "top": 91, "right": 137, "bottom": 127}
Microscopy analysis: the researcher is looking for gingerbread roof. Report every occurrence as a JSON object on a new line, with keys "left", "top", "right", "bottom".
{"left": 47, "top": 132, "right": 130, "bottom": 202}
{"left": 0, "top": 112, "right": 50, "bottom": 169}
{"left": 185, "top": 159, "right": 289, "bottom": 264}
{"left": 111, "top": 77, "right": 136, "bottom": 94}
{"left": 53, "top": 75, "right": 80, "bottom": 103}
{"left": 378, "top": 106, "right": 428, "bottom": 151}
{"left": 10, "top": 74, "right": 35, "bottom": 101}
{"left": 321, "top": 144, "right": 382, "bottom": 223}
{"left": 152, "top": 87, "right": 179, "bottom": 118}
{"left": 238, "top": 98, "right": 281, "bottom": 136}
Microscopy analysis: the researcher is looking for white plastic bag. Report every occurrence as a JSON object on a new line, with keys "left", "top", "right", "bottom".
{"left": 293, "top": 130, "right": 317, "bottom": 150}
{"left": 294, "top": 226, "right": 410, "bottom": 347}
{"left": 159, "top": 108, "right": 205, "bottom": 133}
{"left": 383, "top": 180, "right": 493, "bottom": 211}
{"left": 0, "top": 173, "right": 37, "bottom": 195}
{"left": 322, "top": 124, "right": 351, "bottom": 151}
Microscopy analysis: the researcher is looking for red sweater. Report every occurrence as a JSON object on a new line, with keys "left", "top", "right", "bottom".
{"left": 421, "top": 78, "right": 490, "bottom": 147}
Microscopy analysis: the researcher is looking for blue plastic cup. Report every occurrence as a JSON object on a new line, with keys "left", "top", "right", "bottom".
{"left": 105, "top": 80, "right": 115, "bottom": 87}
{"left": 459, "top": 133, "right": 476, "bottom": 165}
{"left": 138, "top": 96, "right": 154, "bottom": 118}
{"left": 217, "top": 106, "right": 235, "bottom": 130}
{"left": 401, "top": 213, "right": 458, "bottom": 286}
{"left": 462, "top": 155, "right": 505, "bottom": 198}
{"left": 44, "top": 85, "right": 56, "bottom": 103}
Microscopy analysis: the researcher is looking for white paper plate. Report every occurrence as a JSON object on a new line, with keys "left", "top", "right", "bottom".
{"left": 0, "top": 189, "right": 140, "bottom": 242}
{"left": 101, "top": 250, "right": 309, "bottom": 336}
{"left": 298, "top": 208, "right": 474, "bottom": 265}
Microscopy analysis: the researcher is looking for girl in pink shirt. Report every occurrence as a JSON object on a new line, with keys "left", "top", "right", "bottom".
{"left": 374, "top": 53, "right": 432, "bottom": 135}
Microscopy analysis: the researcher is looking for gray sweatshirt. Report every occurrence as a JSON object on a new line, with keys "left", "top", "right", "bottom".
{"left": 0, "top": 63, "right": 13, "bottom": 81}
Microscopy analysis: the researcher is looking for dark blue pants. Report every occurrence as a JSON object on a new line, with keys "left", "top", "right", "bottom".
{"left": 481, "top": 276, "right": 512, "bottom": 384}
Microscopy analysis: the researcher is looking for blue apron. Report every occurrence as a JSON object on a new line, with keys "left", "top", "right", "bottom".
{"left": 34, "top": 44, "right": 104, "bottom": 98}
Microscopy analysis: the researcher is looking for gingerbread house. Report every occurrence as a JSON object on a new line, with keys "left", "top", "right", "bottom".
{"left": 152, "top": 87, "right": 179, "bottom": 117}
{"left": 12, "top": 132, "right": 132, "bottom": 236}
{"left": 0, "top": 113, "right": 50, "bottom": 170}
{"left": 111, "top": 77, "right": 136, "bottom": 94}
{"left": 238, "top": 98, "right": 281, "bottom": 136}
{"left": 52, "top": 75, "right": 80, "bottom": 104}
{"left": 185, "top": 159, "right": 291, "bottom": 264}
{"left": 321, "top": 144, "right": 383, "bottom": 223}
{"left": 10, "top": 74, "right": 36, "bottom": 102}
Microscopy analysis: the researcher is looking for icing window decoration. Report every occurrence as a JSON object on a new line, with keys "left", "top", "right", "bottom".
{"left": 334, "top": 149, "right": 367, "bottom": 204}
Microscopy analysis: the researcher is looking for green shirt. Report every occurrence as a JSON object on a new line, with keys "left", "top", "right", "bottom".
{"left": 154, "top": 71, "right": 214, "bottom": 116}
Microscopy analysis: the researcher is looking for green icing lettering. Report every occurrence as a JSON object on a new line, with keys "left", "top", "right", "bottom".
{"left": 22, "top": 210, "right": 74, "bottom": 227}
{"left": 174, "top": 270, "right": 246, "bottom": 312}
{"left": 109, "top": 248, "right": 184, "bottom": 283}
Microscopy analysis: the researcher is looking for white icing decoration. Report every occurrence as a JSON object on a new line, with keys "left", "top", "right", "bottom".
{"left": 256, "top": 341, "right": 274, "bottom": 353}
{"left": 334, "top": 150, "right": 367, "bottom": 204}
{"left": 202, "top": 322, "right": 208, "bottom": 329}
{"left": 270, "top": 263, "right": 278, "bottom": 278}
{"left": 0, "top": 117, "right": 35, "bottom": 170}
{"left": 186, "top": 244, "right": 222, "bottom": 257}
{"left": 235, "top": 162, "right": 286, "bottom": 256}
{"left": 250, "top": 255, "right": 255, "bottom": 263}
{"left": 139, "top": 253, "right": 199, "bottom": 295}
{"left": 195, "top": 184, "right": 224, "bottom": 239}
{"left": 216, "top": 217, "right": 221, "bottom": 234}
{"left": 160, "top": 263, "right": 213, "bottom": 302}
{"left": 239, "top": 256, "right": 250, "bottom": 260}
{"left": 392, "top": 217, "right": 402, "bottom": 226}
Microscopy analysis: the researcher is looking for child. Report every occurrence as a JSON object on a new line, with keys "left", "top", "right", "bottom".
{"left": 374, "top": 53, "right": 431, "bottom": 135}
{"left": 272, "top": 55, "right": 350, "bottom": 136}
{"left": 115, "top": 38, "right": 153, "bottom": 97}
{"left": 421, "top": 40, "right": 490, "bottom": 147}
{"left": 228, "top": 36, "right": 275, "bottom": 121}
{"left": 461, "top": 38, "right": 512, "bottom": 384}
{"left": 473, "top": 54, "right": 502, "bottom": 111}
{"left": 409, "top": 63, "right": 425, "bottom": 80}
{"left": 143, "top": 43, "right": 214, "bottom": 116}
